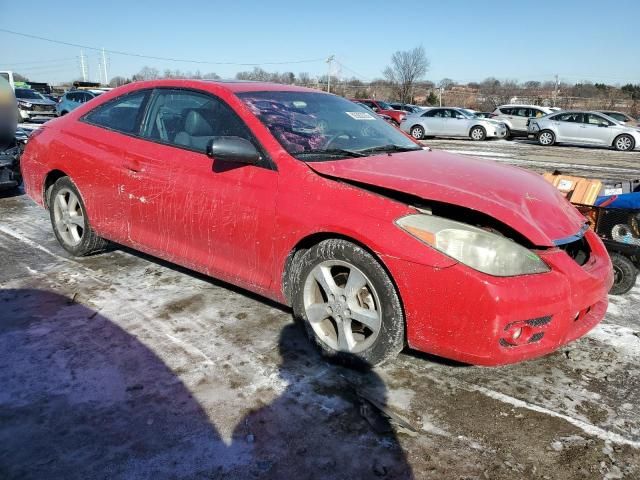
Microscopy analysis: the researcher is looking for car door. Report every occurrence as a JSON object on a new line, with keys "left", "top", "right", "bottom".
{"left": 421, "top": 108, "right": 445, "bottom": 135}
{"left": 121, "top": 88, "right": 278, "bottom": 292}
{"left": 511, "top": 108, "right": 530, "bottom": 132}
{"left": 448, "top": 109, "right": 469, "bottom": 136}
{"left": 553, "top": 112, "right": 585, "bottom": 142}
{"left": 582, "top": 113, "right": 614, "bottom": 145}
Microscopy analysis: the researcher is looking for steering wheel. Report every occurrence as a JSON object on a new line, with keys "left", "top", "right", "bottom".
{"left": 322, "top": 131, "right": 351, "bottom": 149}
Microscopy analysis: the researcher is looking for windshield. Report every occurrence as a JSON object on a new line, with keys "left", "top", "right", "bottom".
{"left": 460, "top": 109, "right": 477, "bottom": 118}
{"left": 15, "top": 89, "right": 44, "bottom": 100}
{"left": 376, "top": 100, "right": 392, "bottom": 110}
{"left": 238, "top": 91, "right": 420, "bottom": 161}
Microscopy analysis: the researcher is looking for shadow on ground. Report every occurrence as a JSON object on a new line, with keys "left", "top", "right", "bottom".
{"left": 0, "top": 288, "right": 412, "bottom": 479}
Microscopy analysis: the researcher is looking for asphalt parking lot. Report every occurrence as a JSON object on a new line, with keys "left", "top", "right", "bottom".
{"left": 1, "top": 138, "right": 639, "bottom": 479}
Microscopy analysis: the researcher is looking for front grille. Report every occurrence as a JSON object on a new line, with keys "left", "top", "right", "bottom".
{"left": 558, "top": 236, "right": 590, "bottom": 266}
{"left": 525, "top": 316, "right": 552, "bottom": 327}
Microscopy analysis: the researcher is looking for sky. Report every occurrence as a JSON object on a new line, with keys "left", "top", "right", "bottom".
{"left": 1, "top": 0, "right": 639, "bottom": 86}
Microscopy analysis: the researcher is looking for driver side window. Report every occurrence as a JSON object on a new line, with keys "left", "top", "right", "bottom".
{"left": 141, "top": 89, "right": 254, "bottom": 153}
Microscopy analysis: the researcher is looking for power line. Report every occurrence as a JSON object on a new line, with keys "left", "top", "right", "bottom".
{"left": 335, "top": 60, "right": 370, "bottom": 82}
{"left": 0, "top": 28, "right": 326, "bottom": 66}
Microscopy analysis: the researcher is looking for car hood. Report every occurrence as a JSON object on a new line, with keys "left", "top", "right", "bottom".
{"left": 17, "top": 98, "right": 55, "bottom": 106}
{"left": 306, "top": 149, "right": 586, "bottom": 247}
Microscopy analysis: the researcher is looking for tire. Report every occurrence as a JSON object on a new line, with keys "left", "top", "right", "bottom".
{"left": 49, "top": 177, "right": 108, "bottom": 256}
{"left": 391, "top": 119, "right": 400, "bottom": 127}
{"left": 609, "top": 253, "right": 637, "bottom": 295}
{"left": 613, "top": 134, "right": 635, "bottom": 152}
{"left": 538, "top": 130, "right": 555, "bottom": 146}
{"left": 291, "top": 239, "right": 405, "bottom": 367}
{"left": 504, "top": 126, "right": 512, "bottom": 140}
{"left": 59, "top": 111, "right": 67, "bottom": 117}
{"left": 410, "top": 125, "right": 425, "bottom": 140}
{"left": 469, "top": 125, "right": 486, "bottom": 141}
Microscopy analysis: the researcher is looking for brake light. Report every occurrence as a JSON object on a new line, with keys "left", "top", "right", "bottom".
{"left": 489, "top": 113, "right": 497, "bottom": 118}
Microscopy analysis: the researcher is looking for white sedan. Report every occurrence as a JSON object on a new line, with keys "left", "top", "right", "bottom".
{"left": 401, "top": 107, "right": 507, "bottom": 141}
{"left": 528, "top": 111, "right": 640, "bottom": 151}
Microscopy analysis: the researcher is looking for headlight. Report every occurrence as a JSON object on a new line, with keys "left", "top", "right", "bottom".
{"left": 18, "top": 101, "right": 33, "bottom": 109}
{"left": 396, "top": 214, "right": 550, "bottom": 276}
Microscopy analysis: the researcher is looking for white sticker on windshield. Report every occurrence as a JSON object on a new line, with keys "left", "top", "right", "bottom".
{"left": 346, "top": 111, "right": 376, "bottom": 120}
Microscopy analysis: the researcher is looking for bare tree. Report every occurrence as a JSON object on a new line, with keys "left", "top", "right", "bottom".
{"left": 438, "top": 78, "right": 455, "bottom": 89}
{"left": 132, "top": 67, "right": 160, "bottom": 81}
{"left": 383, "top": 46, "right": 429, "bottom": 103}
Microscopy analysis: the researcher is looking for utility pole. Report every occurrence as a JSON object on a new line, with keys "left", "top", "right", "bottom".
{"left": 102, "top": 48, "right": 109, "bottom": 86}
{"left": 439, "top": 87, "right": 444, "bottom": 106}
{"left": 553, "top": 74, "right": 559, "bottom": 107}
{"left": 79, "top": 50, "right": 87, "bottom": 82}
{"left": 326, "top": 55, "right": 335, "bottom": 93}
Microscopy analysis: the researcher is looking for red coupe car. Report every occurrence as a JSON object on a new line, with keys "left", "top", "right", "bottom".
{"left": 21, "top": 80, "right": 613, "bottom": 366}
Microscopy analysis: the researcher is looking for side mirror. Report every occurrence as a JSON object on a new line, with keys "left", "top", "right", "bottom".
{"left": 206, "top": 136, "right": 261, "bottom": 165}
{"left": 456, "top": 115, "right": 465, "bottom": 119}
{"left": 598, "top": 124, "right": 608, "bottom": 128}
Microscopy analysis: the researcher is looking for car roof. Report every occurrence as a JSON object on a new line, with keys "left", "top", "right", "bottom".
{"left": 130, "top": 79, "right": 323, "bottom": 95}
{"left": 497, "top": 104, "right": 550, "bottom": 109}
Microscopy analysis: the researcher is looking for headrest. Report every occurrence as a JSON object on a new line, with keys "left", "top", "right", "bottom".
{"left": 185, "top": 110, "right": 214, "bottom": 136}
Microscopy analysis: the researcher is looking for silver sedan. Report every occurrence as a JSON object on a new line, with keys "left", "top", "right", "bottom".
{"left": 400, "top": 107, "right": 507, "bottom": 141}
{"left": 528, "top": 111, "right": 640, "bottom": 151}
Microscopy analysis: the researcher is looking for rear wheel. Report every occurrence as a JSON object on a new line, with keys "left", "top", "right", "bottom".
{"left": 469, "top": 126, "right": 486, "bottom": 141}
{"left": 609, "top": 253, "right": 637, "bottom": 295}
{"left": 410, "top": 125, "right": 425, "bottom": 140}
{"left": 49, "top": 177, "right": 108, "bottom": 256}
{"left": 613, "top": 134, "right": 635, "bottom": 152}
{"left": 292, "top": 239, "right": 405, "bottom": 367}
{"left": 538, "top": 130, "right": 555, "bottom": 146}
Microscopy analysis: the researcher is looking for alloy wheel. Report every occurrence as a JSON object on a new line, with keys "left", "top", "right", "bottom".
{"left": 539, "top": 132, "right": 554, "bottom": 145}
{"left": 303, "top": 260, "right": 382, "bottom": 353}
{"left": 616, "top": 136, "right": 632, "bottom": 151}
{"left": 52, "top": 188, "right": 85, "bottom": 246}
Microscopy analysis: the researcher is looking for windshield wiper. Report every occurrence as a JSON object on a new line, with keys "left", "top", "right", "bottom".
{"left": 296, "top": 148, "right": 366, "bottom": 159}
{"left": 356, "top": 144, "right": 422, "bottom": 154}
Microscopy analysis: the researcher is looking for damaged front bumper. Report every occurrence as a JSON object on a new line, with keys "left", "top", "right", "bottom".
{"left": 383, "top": 229, "right": 613, "bottom": 366}
{"left": 0, "top": 144, "right": 23, "bottom": 190}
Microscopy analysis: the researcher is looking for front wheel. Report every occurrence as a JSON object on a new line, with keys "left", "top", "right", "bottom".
{"left": 410, "top": 125, "right": 425, "bottom": 140}
{"left": 609, "top": 253, "right": 637, "bottom": 295}
{"left": 538, "top": 130, "right": 555, "bottom": 146}
{"left": 49, "top": 177, "right": 108, "bottom": 256}
{"left": 292, "top": 239, "right": 405, "bottom": 367}
{"left": 613, "top": 134, "right": 635, "bottom": 152}
{"left": 469, "top": 126, "right": 486, "bottom": 141}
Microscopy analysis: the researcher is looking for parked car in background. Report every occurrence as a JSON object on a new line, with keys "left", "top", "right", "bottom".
{"left": 528, "top": 111, "right": 640, "bottom": 151}
{"left": 349, "top": 98, "right": 406, "bottom": 125}
{"left": 401, "top": 107, "right": 507, "bottom": 141}
{"left": 20, "top": 79, "right": 612, "bottom": 367}
{"left": 473, "top": 111, "right": 493, "bottom": 118}
{"left": 56, "top": 89, "right": 104, "bottom": 116}
{"left": 15, "top": 88, "right": 57, "bottom": 122}
{"left": 491, "top": 104, "right": 553, "bottom": 139}
{"left": 389, "top": 103, "right": 422, "bottom": 114}
{"left": 353, "top": 101, "right": 395, "bottom": 125}
{"left": 597, "top": 111, "right": 640, "bottom": 127}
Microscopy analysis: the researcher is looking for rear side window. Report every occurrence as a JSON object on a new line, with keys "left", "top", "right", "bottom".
{"left": 586, "top": 114, "right": 612, "bottom": 126}
{"left": 83, "top": 90, "right": 149, "bottom": 134}
{"left": 500, "top": 107, "right": 513, "bottom": 115}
